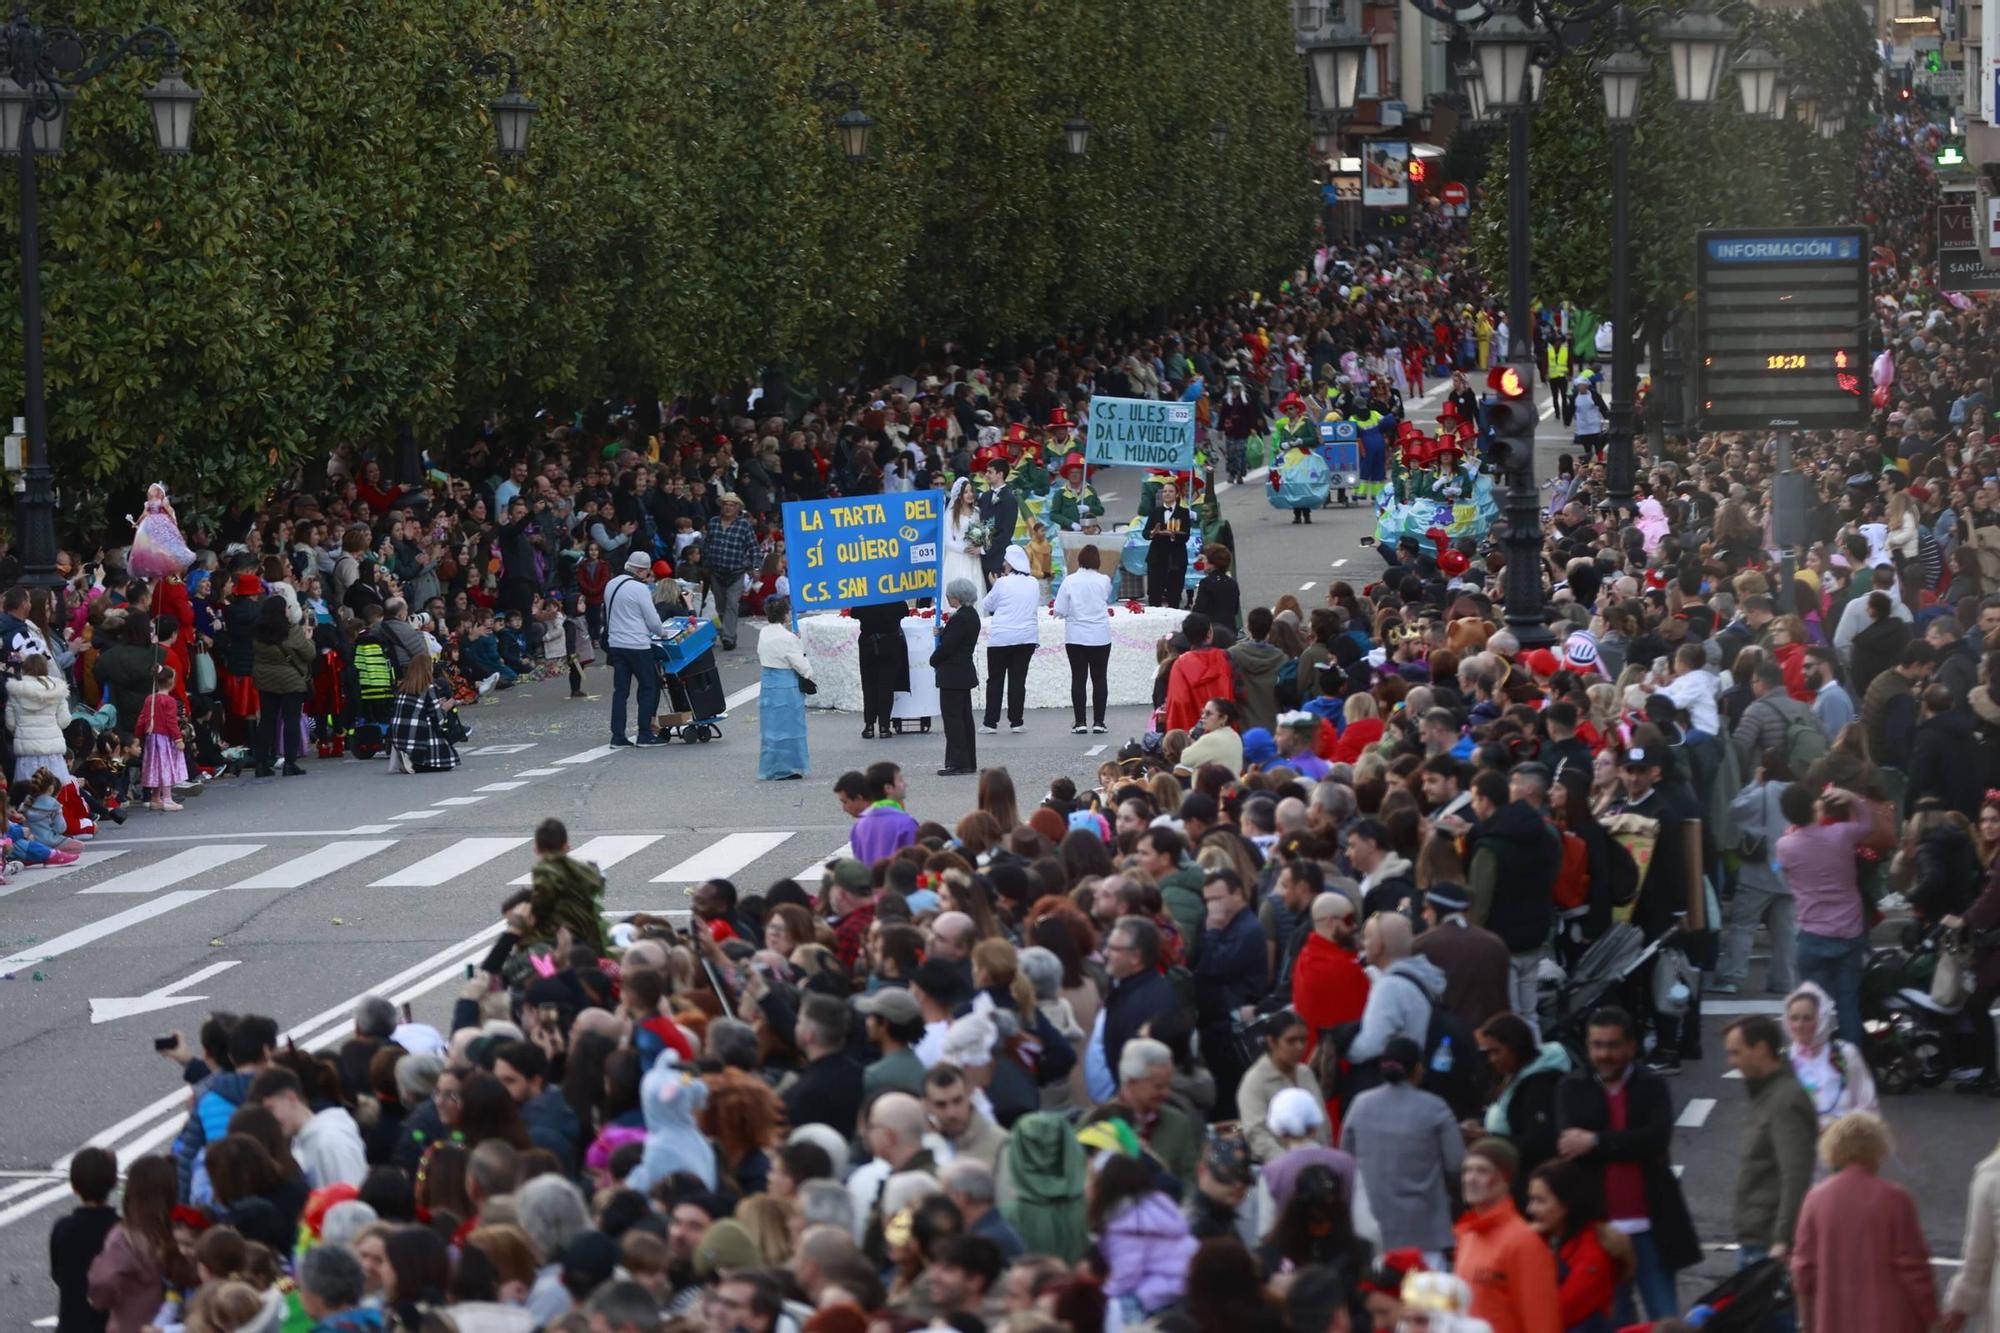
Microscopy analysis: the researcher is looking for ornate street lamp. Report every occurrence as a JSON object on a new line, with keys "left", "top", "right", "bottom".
{"left": 1307, "top": 14, "right": 1372, "bottom": 115}
{"left": 1730, "top": 41, "right": 1782, "bottom": 120}
{"left": 1655, "top": 5, "right": 1736, "bottom": 103}
{"left": 466, "top": 51, "right": 537, "bottom": 159}
{"left": 1598, "top": 46, "right": 1648, "bottom": 125}
{"left": 1211, "top": 118, "right": 1230, "bottom": 153}
{"left": 1062, "top": 113, "right": 1091, "bottom": 158}
{"left": 1472, "top": 14, "right": 1544, "bottom": 113}
{"left": 833, "top": 99, "right": 876, "bottom": 160}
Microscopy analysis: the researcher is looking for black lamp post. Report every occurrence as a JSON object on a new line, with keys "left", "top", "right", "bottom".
{"left": 464, "top": 50, "right": 538, "bottom": 159}
{"left": 0, "top": 8, "right": 200, "bottom": 589}
{"left": 809, "top": 80, "right": 876, "bottom": 161}
{"left": 1594, "top": 8, "right": 1782, "bottom": 519}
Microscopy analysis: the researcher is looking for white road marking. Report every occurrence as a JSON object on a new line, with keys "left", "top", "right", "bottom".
{"left": 795, "top": 843, "right": 853, "bottom": 882}
{"left": 0, "top": 849, "right": 128, "bottom": 894}
{"left": 510, "top": 835, "right": 664, "bottom": 886}
{"left": 1672, "top": 1164, "right": 1685, "bottom": 1178}
{"left": 390, "top": 810, "right": 447, "bottom": 822}
{"left": 460, "top": 743, "right": 537, "bottom": 756}
{"left": 477, "top": 782, "right": 530, "bottom": 793}
{"left": 1300, "top": 581, "right": 1317, "bottom": 591}
{"left": 1086, "top": 744, "right": 1109, "bottom": 756}
{"left": 0, "top": 889, "right": 214, "bottom": 970}
{"left": 653, "top": 831, "right": 796, "bottom": 883}
{"left": 1676, "top": 1097, "right": 1717, "bottom": 1130}
{"left": 5, "top": 906, "right": 690, "bottom": 1231}
{"left": 347, "top": 824, "right": 397, "bottom": 835}
{"left": 431, "top": 796, "right": 488, "bottom": 807}
{"left": 90, "top": 960, "right": 242, "bottom": 1024}
{"left": 370, "top": 836, "right": 528, "bottom": 888}
{"left": 1332, "top": 558, "right": 1348, "bottom": 568}
{"left": 514, "top": 768, "right": 564, "bottom": 777}
{"left": 556, "top": 744, "right": 622, "bottom": 764}
{"left": 1703, "top": 998, "right": 1786, "bottom": 1016}
{"left": 79, "top": 844, "right": 261, "bottom": 896}
{"left": 1723, "top": 1067, "right": 1744, "bottom": 1079}
{"left": 224, "top": 840, "right": 399, "bottom": 891}
{"left": 725, "top": 681, "right": 759, "bottom": 710}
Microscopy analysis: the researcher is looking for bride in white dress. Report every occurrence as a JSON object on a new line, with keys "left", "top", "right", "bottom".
{"left": 941, "top": 476, "right": 987, "bottom": 595}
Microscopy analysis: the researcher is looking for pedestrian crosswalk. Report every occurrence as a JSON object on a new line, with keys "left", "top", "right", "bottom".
{"left": 0, "top": 825, "right": 851, "bottom": 969}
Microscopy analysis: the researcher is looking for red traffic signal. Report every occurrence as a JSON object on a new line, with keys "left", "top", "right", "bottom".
{"left": 1409, "top": 159, "right": 1427, "bottom": 183}
{"left": 1487, "top": 366, "right": 1528, "bottom": 398}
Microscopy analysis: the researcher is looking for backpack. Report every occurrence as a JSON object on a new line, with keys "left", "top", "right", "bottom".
{"left": 1390, "top": 971, "right": 1486, "bottom": 1120}
{"left": 1782, "top": 706, "right": 1829, "bottom": 774}
{"left": 1552, "top": 829, "right": 1591, "bottom": 911}
{"left": 1275, "top": 657, "right": 1301, "bottom": 710}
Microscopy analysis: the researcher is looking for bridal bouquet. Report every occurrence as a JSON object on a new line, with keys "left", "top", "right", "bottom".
{"left": 963, "top": 520, "right": 992, "bottom": 552}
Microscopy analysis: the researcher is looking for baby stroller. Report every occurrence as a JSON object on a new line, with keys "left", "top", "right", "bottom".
{"left": 1544, "top": 922, "right": 1650, "bottom": 1062}
{"left": 1682, "top": 1256, "right": 1792, "bottom": 1331}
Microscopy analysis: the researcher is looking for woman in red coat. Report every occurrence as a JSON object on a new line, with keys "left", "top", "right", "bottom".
{"left": 1525, "top": 1159, "right": 1632, "bottom": 1333}
{"left": 1791, "top": 1112, "right": 1938, "bottom": 1333}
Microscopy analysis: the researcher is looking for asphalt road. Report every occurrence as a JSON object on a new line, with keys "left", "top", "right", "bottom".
{"left": 0, "top": 376, "right": 1985, "bottom": 1321}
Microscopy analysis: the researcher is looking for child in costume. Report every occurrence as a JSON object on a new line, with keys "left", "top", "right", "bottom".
{"left": 128, "top": 483, "right": 195, "bottom": 581}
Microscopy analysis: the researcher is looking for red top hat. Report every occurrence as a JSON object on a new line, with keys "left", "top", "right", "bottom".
{"left": 1061, "top": 453, "right": 1087, "bottom": 475}
{"left": 1048, "top": 407, "right": 1072, "bottom": 428}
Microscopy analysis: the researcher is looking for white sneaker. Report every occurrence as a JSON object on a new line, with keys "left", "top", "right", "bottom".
{"left": 476, "top": 673, "right": 501, "bottom": 696}
{"left": 1072, "top": 725, "right": 1088, "bottom": 734}
{"left": 387, "top": 749, "right": 410, "bottom": 774}
{"left": 979, "top": 725, "right": 998, "bottom": 735}
{"left": 1090, "top": 723, "right": 1109, "bottom": 733}
{"left": 1010, "top": 724, "right": 1026, "bottom": 734}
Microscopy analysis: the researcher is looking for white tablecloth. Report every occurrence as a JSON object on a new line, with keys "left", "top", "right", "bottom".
{"left": 795, "top": 606, "right": 1187, "bottom": 713}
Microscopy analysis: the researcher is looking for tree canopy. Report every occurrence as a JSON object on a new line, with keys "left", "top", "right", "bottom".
{"left": 0, "top": 0, "right": 1315, "bottom": 515}
{"left": 1467, "top": 0, "right": 1878, "bottom": 325}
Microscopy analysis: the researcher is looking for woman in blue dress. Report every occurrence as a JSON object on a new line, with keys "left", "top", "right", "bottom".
{"left": 756, "top": 595, "right": 814, "bottom": 780}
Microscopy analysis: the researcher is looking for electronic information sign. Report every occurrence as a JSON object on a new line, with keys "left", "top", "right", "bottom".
{"left": 1694, "top": 228, "right": 1871, "bottom": 431}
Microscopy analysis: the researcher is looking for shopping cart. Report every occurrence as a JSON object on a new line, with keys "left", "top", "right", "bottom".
{"left": 653, "top": 619, "right": 727, "bottom": 743}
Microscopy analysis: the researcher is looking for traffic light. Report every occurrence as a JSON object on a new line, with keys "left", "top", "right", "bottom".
{"left": 1409, "top": 158, "right": 1427, "bottom": 184}
{"left": 1484, "top": 365, "right": 1537, "bottom": 475}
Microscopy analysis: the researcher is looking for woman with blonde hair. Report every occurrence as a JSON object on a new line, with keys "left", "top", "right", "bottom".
{"left": 1334, "top": 690, "right": 1384, "bottom": 764}
{"left": 1791, "top": 1112, "right": 1937, "bottom": 1333}
{"left": 734, "top": 1193, "right": 798, "bottom": 1266}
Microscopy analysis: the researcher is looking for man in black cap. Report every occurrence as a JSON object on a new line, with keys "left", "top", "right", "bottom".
{"left": 1606, "top": 737, "right": 1714, "bottom": 1074}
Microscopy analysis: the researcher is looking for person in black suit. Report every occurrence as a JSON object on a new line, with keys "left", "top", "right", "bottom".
{"left": 1143, "top": 479, "right": 1193, "bottom": 607}
{"left": 854, "top": 599, "right": 910, "bottom": 739}
{"left": 1554, "top": 1005, "right": 1702, "bottom": 1322}
{"left": 930, "top": 580, "right": 982, "bottom": 776}
{"left": 977, "top": 458, "right": 1018, "bottom": 586}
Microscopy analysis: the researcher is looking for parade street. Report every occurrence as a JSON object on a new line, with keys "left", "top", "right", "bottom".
{"left": 0, "top": 375, "right": 1990, "bottom": 1324}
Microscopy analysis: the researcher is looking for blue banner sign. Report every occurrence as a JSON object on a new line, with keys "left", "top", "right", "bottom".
{"left": 1084, "top": 395, "right": 1197, "bottom": 470}
{"left": 784, "top": 491, "right": 943, "bottom": 616}
{"left": 1703, "top": 234, "right": 1862, "bottom": 263}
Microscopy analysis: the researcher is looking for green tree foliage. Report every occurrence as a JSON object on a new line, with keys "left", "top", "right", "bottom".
{"left": 0, "top": 0, "right": 1312, "bottom": 510}
{"left": 1467, "top": 0, "right": 1877, "bottom": 325}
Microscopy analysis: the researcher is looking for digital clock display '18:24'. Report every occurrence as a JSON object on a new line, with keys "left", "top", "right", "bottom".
{"left": 1765, "top": 354, "right": 1808, "bottom": 370}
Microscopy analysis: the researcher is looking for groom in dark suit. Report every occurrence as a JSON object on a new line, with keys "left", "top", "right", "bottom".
{"left": 976, "top": 457, "right": 1018, "bottom": 586}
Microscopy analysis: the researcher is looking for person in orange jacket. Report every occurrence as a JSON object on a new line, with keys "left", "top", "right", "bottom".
{"left": 1455, "top": 1138, "right": 1562, "bottom": 1333}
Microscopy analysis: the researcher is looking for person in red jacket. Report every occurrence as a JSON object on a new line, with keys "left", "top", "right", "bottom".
{"left": 1526, "top": 1158, "right": 1633, "bottom": 1333}
{"left": 1455, "top": 1138, "right": 1562, "bottom": 1333}
{"left": 1163, "top": 613, "right": 1237, "bottom": 733}
{"left": 1292, "top": 890, "right": 1369, "bottom": 1133}
{"left": 576, "top": 542, "right": 613, "bottom": 651}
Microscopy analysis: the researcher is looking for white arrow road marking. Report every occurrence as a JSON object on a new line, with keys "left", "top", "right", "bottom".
{"left": 90, "top": 960, "right": 241, "bottom": 1024}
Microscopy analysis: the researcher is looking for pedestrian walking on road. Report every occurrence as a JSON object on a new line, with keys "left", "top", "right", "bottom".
{"left": 601, "top": 552, "right": 667, "bottom": 748}
{"left": 1791, "top": 1112, "right": 1938, "bottom": 1333}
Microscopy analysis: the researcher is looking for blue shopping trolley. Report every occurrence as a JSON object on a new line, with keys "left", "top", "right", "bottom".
{"left": 653, "top": 618, "right": 727, "bottom": 743}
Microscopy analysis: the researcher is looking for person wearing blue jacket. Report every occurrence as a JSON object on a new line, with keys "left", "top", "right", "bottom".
{"left": 1194, "top": 867, "right": 1270, "bottom": 1123}
{"left": 170, "top": 1014, "right": 276, "bottom": 1200}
